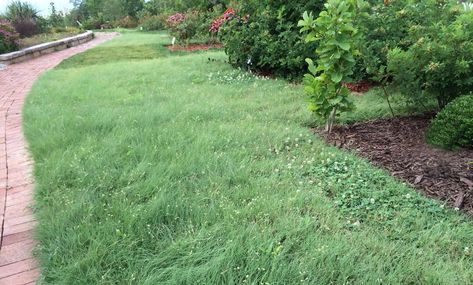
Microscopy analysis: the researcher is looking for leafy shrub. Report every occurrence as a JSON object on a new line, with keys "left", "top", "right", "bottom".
{"left": 170, "top": 12, "right": 197, "bottom": 43}
{"left": 139, "top": 15, "right": 166, "bottom": 31}
{"left": 355, "top": 0, "right": 410, "bottom": 81}
{"left": 427, "top": 95, "right": 473, "bottom": 149}
{"left": 388, "top": 8, "right": 473, "bottom": 108}
{"left": 49, "top": 26, "right": 81, "bottom": 34}
{"left": 356, "top": 0, "right": 460, "bottom": 82}
{"left": 11, "top": 17, "right": 40, "bottom": 37}
{"left": 82, "top": 17, "right": 107, "bottom": 30}
{"left": 298, "top": 0, "right": 359, "bottom": 132}
{"left": 166, "top": 9, "right": 223, "bottom": 45}
{"left": 113, "top": 16, "right": 138, "bottom": 28}
{"left": 0, "top": 19, "right": 19, "bottom": 53}
{"left": 218, "top": 0, "right": 325, "bottom": 80}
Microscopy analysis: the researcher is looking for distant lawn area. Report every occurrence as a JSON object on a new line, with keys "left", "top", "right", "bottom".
{"left": 24, "top": 31, "right": 473, "bottom": 284}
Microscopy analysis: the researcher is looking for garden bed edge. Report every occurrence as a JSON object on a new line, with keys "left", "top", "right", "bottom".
{"left": 0, "top": 31, "right": 94, "bottom": 65}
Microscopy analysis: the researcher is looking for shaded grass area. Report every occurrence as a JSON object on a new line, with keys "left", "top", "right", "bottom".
{"left": 24, "top": 32, "right": 473, "bottom": 284}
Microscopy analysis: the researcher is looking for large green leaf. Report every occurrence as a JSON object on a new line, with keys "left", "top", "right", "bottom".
{"left": 330, "top": 72, "right": 343, "bottom": 83}
{"left": 338, "top": 41, "right": 351, "bottom": 51}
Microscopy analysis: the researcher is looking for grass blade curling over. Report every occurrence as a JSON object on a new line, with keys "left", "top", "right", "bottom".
{"left": 24, "top": 32, "right": 473, "bottom": 284}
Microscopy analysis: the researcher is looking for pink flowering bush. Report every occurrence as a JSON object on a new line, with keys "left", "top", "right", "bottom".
{"left": 166, "top": 13, "right": 186, "bottom": 27}
{"left": 209, "top": 8, "right": 236, "bottom": 33}
{"left": 165, "top": 11, "right": 200, "bottom": 45}
{"left": 0, "top": 19, "right": 19, "bottom": 54}
{"left": 165, "top": 12, "right": 190, "bottom": 43}
{"left": 164, "top": 6, "right": 230, "bottom": 46}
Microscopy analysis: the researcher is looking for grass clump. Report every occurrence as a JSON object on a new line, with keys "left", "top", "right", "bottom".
{"left": 428, "top": 95, "right": 473, "bottom": 149}
{"left": 24, "top": 31, "right": 473, "bottom": 284}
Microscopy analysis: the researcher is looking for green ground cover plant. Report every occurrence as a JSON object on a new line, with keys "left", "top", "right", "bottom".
{"left": 24, "top": 31, "right": 473, "bottom": 284}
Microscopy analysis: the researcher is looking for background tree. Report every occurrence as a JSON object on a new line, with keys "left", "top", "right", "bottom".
{"left": 49, "top": 2, "right": 64, "bottom": 27}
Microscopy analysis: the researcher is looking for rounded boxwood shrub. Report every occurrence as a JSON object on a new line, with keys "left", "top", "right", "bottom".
{"left": 427, "top": 95, "right": 473, "bottom": 150}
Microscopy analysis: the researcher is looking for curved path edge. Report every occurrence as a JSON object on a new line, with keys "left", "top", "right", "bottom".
{"left": 0, "top": 32, "right": 118, "bottom": 285}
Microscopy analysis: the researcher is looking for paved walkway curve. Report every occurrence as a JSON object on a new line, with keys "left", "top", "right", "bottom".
{"left": 0, "top": 32, "right": 118, "bottom": 285}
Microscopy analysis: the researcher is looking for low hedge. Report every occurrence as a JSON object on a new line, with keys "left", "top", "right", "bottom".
{"left": 427, "top": 95, "right": 473, "bottom": 150}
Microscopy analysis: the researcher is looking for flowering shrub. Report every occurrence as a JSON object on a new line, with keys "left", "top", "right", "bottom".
{"left": 209, "top": 8, "right": 236, "bottom": 33}
{"left": 165, "top": 12, "right": 199, "bottom": 44}
{"left": 0, "top": 19, "right": 19, "bottom": 54}
{"left": 166, "top": 13, "right": 186, "bottom": 27}
{"left": 165, "top": 8, "right": 225, "bottom": 45}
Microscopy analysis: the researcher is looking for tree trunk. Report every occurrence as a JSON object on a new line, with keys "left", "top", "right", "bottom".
{"left": 325, "top": 106, "right": 338, "bottom": 134}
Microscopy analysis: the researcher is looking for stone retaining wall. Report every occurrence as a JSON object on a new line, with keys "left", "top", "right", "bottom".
{"left": 0, "top": 31, "right": 94, "bottom": 65}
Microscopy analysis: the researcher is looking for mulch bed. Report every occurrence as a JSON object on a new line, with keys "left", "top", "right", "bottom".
{"left": 165, "top": 43, "right": 223, "bottom": 52}
{"left": 315, "top": 115, "right": 473, "bottom": 214}
{"left": 343, "top": 81, "right": 374, "bottom": 93}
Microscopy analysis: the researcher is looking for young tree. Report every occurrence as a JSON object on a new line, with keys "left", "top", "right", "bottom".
{"left": 298, "top": 0, "right": 361, "bottom": 133}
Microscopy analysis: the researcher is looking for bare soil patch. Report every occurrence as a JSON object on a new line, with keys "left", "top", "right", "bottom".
{"left": 165, "top": 43, "right": 223, "bottom": 52}
{"left": 315, "top": 115, "right": 473, "bottom": 214}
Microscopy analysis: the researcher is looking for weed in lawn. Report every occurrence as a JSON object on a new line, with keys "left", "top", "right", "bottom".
{"left": 207, "top": 68, "right": 270, "bottom": 85}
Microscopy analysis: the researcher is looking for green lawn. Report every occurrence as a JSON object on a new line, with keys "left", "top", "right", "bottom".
{"left": 24, "top": 31, "right": 473, "bottom": 284}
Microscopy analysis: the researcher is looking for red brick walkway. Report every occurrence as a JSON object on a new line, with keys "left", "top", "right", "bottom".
{"left": 0, "top": 32, "right": 118, "bottom": 285}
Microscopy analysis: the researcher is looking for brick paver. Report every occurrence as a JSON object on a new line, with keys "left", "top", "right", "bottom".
{"left": 0, "top": 32, "right": 118, "bottom": 285}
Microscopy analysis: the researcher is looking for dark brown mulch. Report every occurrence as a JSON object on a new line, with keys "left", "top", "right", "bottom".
{"left": 343, "top": 81, "right": 374, "bottom": 93}
{"left": 165, "top": 43, "right": 223, "bottom": 52}
{"left": 315, "top": 115, "right": 473, "bottom": 214}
